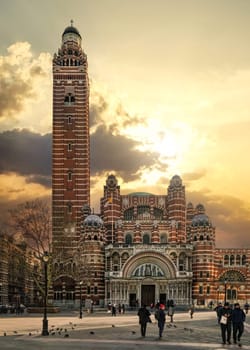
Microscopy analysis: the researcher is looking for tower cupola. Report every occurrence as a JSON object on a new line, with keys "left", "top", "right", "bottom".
{"left": 62, "top": 20, "right": 82, "bottom": 46}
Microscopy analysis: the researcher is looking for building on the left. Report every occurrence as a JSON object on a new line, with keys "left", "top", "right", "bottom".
{"left": 0, "top": 233, "right": 40, "bottom": 309}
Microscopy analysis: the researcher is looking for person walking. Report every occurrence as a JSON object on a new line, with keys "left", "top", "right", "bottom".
{"left": 167, "top": 299, "right": 175, "bottom": 323}
{"left": 137, "top": 304, "right": 151, "bottom": 337}
{"left": 189, "top": 304, "right": 195, "bottom": 319}
{"left": 156, "top": 304, "right": 166, "bottom": 338}
{"left": 219, "top": 302, "right": 232, "bottom": 345}
{"left": 214, "top": 302, "right": 223, "bottom": 324}
{"left": 232, "top": 303, "right": 245, "bottom": 347}
{"left": 244, "top": 302, "right": 249, "bottom": 314}
{"left": 111, "top": 303, "right": 116, "bottom": 316}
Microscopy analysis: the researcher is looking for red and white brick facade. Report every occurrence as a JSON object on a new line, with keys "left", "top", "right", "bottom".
{"left": 52, "top": 24, "right": 90, "bottom": 255}
{"left": 50, "top": 25, "right": 250, "bottom": 308}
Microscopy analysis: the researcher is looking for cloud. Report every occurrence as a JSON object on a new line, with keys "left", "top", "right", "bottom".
{"left": 0, "top": 172, "right": 51, "bottom": 225}
{"left": 0, "top": 129, "right": 51, "bottom": 184}
{"left": 90, "top": 124, "right": 160, "bottom": 182}
{"left": 0, "top": 42, "right": 49, "bottom": 120}
{"left": 0, "top": 42, "right": 52, "bottom": 134}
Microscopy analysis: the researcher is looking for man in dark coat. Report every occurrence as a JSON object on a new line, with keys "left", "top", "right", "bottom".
{"left": 232, "top": 303, "right": 245, "bottom": 346}
{"left": 137, "top": 305, "right": 151, "bottom": 337}
{"left": 219, "top": 302, "right": 232, "bottom": 345}
{"left": 156, "top": 304, "right": 166, "bottom": 338}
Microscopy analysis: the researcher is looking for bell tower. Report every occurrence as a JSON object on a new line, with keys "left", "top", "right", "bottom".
{"left": 52, "top": 22, "right": 90, "bottom": 256}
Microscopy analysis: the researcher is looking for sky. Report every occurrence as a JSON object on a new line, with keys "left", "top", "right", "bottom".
{"left": 0, "top": 0, "right": 250, "bottom": 248}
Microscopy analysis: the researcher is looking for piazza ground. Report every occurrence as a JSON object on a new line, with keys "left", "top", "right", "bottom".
{"left": 0, "top": 310, "right": 250, "bottom": 350}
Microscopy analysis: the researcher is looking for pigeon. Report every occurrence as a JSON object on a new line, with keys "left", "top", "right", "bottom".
{"left": 29, "top": 333, "right": 32, "bottom": 336}
{"left": 64, "top": 334, "right": 69, "bottom": 338}
{"left": 64, "top": 328, "right": 67, "bottom": 332}
{"left": 51, "top": 332, "right": 55, "bottom": 335}
{"left": 4, "top": 332, "right": 6, "bottom": 336}
{"left": 90, "top": 331, "right": 95, "bottom": 335}
{"left": 69, "top": 322, "right": 72, "bottom": 325}
{"left": 74, "top": 324, "right": 77, "bottom": 327}
{"left": 13, "top": 331, "right": 18, "bottom": 334}
{"left": 131, "top": 331, "right": 136, "bottom": 335}
{"left": 112, "top": 325, "right": 115, "bottom": 328}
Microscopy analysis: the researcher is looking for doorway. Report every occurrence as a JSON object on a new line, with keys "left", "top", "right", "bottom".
{"left": 141, "top": 285, "right": 155, "bottom": 306}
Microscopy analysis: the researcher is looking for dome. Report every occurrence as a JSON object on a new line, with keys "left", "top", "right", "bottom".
{"left": 191, "top": 214, "right": 210, "bottom": 226}
{"left": 128, "top": 192, "right": 154, "bottom": 197}
{"left": 196, "top": 203, "right": 205, "bottom": 214}
{"left": 170, "top": 175, "right": 182, "bottom": 187}
{"left": 63, "top": 25, "right": 81, "bottom": 38}
{"left": 187, "top": 202, "right": 194, "bottom": 209}
{"left": 83, "top": 215, "right": 103, "bottom": 227}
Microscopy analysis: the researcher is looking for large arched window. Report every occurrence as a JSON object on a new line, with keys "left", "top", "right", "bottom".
{"left": 143, "top": 234, "right": 150, "bottom": 244}
{"left": 64, "top": 93, "right": 75, "bottom": 105}
{"left": 179, "top": 253, "right": 186, "bottom": 271}
{"left": 230, "top": 255, "right": 235, "bottom": 265}
{"left": 137, "top": 205, "right": 150, "bottom": 219}
{"left": 125, "top": 233, "right": 132, "bottom": 245}
{"left": 124, "top": 208, "right": 134, "bottom": 221}
{"left": 236, "top": 255, "right": 241, "bottom": 265}
{"left": 153, "top": 208, "right": 163, "bottom": 219}
{"left": 224, "top": 255, "right": 229, "bottom": 266}
{"left": 160, "top": 234, "right": 168, "bottom": 244}
{"left": 121, "top": 252, "right": 129, "bottom": 265}
{"left": 112, "top": 252, "right": 120, "bottom": 271}
{"left": 242, "top": 255, "right": 247, "bottom": 265}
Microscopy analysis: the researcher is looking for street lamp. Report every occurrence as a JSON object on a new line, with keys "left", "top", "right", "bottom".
{"left": 41, "top": 251, "right": 49, "bottom": 336}
{"left": 79, "top": 281, "right": 83, "bottom": 319}
{"left": 224, "top": 278, "right": 228, "bottom": 304}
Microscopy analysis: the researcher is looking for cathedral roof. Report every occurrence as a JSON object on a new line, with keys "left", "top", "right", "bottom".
{"left": 83, "top": 214, "right": 103, "bottom": 227}
{"left": 128, "top": 192, "right": 154, "bottom": 196}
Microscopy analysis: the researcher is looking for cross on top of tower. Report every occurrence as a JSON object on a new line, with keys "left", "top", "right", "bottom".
{"left": 70, "top": 19, "right": 74, "bottom": 27}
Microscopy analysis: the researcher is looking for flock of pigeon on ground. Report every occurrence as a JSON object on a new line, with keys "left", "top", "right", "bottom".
{"left": 1, "top": 321, "right": 195, "bottom": 338}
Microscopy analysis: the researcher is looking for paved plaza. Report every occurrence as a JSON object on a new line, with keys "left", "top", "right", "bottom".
{"left": 0, "top": 310, "right": 250, "bottom": 349}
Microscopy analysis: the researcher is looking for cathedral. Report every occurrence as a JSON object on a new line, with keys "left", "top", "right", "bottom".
{"left": 51, "top": 23, "right": 250, "bottom": 309}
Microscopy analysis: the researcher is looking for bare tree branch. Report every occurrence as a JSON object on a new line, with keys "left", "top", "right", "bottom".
{"left": 8, "top": 199, "right": 52, "bottom": 259}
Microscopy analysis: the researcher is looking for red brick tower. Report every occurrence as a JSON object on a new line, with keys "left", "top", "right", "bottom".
{"left": 187, "top": 204, "right": 216, "bottom": 305}
{"left": 100, "top": 175, "right": 121, "bottom": 244}
{"left": 52, "top": 22, "right": 90, "bottom": 255}
{"left": 167, "top": 175, "right": 186, "bottom": 243}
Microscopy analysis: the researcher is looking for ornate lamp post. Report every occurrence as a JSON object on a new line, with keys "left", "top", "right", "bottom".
{"left": 79, "top": 281, "right": 83, "bottom": 319}
{"left": 224, "top": 278, "right": 228, "bottom": 304}
{"left": 41, "top": 251, "right": 49, "bottom": 336}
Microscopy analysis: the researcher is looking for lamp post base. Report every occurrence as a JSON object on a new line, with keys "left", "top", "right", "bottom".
{"left": 42, "top": 319, "right": 49, "bottom": 336}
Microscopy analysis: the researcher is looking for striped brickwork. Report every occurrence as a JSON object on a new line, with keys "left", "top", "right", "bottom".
{"left": 52, "top": 27, "right": 90, "bottom": 255}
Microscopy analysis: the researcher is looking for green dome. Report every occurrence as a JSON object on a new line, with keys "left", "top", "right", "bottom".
{"left": 128, "top": 192, "right": 154, "bottom": 196}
